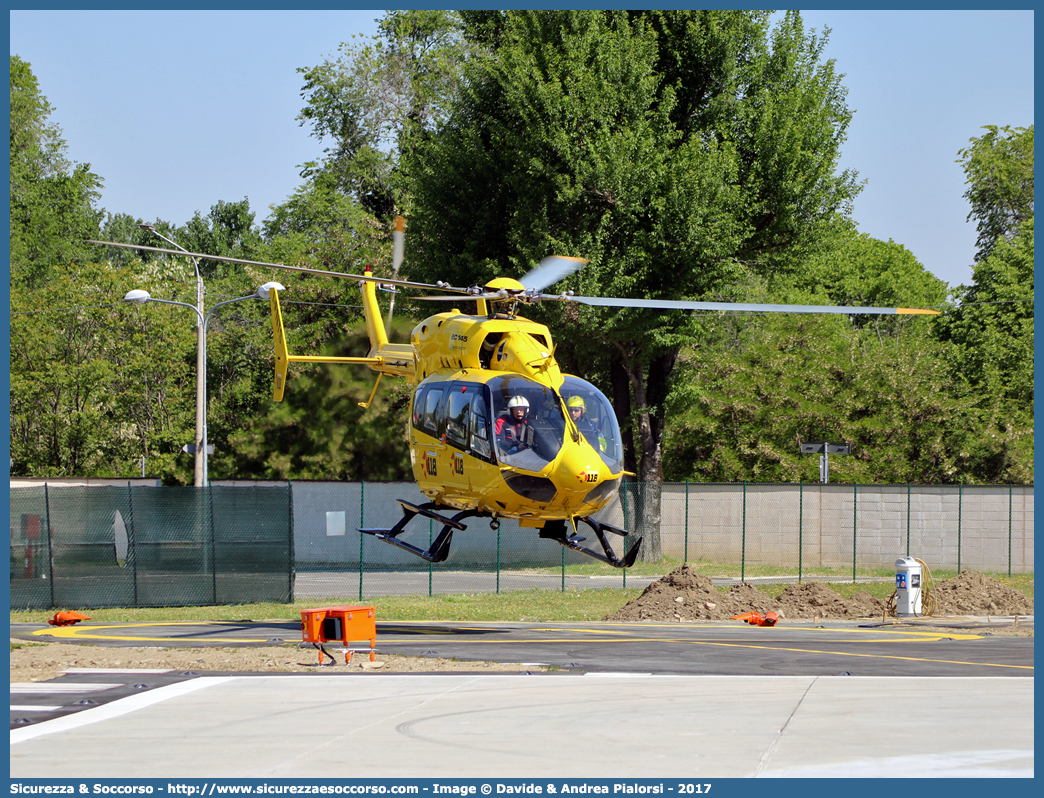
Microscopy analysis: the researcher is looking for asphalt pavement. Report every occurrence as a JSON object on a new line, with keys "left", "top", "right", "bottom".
{"left": 10, "top": 616, "right": 1034, "bottom": 778}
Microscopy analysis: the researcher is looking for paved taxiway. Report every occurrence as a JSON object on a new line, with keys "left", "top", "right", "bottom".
{"left": 11, "top": 618, "right": 1034, "bottom": 777}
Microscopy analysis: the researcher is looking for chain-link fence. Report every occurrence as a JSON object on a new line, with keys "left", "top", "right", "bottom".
{"left": 663, "top": 482, "right": 1034, "bottom": 579}
{"left": 9, "top": 480, "right": 1033, "bottom": 608}
{"left": 9, "top": 484, "right": 293, "bottom": 610}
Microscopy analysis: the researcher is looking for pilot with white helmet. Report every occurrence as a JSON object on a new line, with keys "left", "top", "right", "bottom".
{"left": 495, "top": 395, "right": 532, "bottom": 454}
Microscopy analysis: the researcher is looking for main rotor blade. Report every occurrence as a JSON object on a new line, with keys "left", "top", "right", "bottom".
{"left": 519, "top": 255, "right": 588, "bottom": 292}
{"left": 549, "top": 294, "right": 941, "bottom": 315}
{"left": 88, "top": 240, "right": 459, "bottom": 293}
{"left": 414, "top": 294, "right": 505, "bottom": 302}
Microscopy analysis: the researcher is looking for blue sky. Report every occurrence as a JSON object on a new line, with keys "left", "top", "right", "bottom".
{"left": 9, "top": 8, "right": 1034, "bottom": 291}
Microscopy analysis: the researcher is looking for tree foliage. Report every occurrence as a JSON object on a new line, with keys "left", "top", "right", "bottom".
{"left": 10, "top": 55, "right": 103, "bottom": 287}
{"left": 932, "top": 220, "right": 1034, "bottom": 481}
{"left": 225, "top": 320, "right": 414, "bottom": 481}
{"left": 10, "top": 261, "right": 197, "bottom": 480}
{"left": 296, "top": 10, "right": 472, "bottom": 220}
{"left": 663, "top": 315, "right": 1022, "bottom": 484}
{"left": 958, "top": 125, "right": 1034, "bottom": 262}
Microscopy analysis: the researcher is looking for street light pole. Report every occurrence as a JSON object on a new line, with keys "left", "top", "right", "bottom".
{"left": 124, "top": 284, "right": 281, "bottom": 484}
{"left": 138, "top": 225, "right": 207, "bottom": 486}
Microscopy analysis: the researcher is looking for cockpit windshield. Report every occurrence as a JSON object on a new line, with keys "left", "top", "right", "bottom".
{"left": 560, "top": 375, "right": 625, "bottom": 474}
{"left": 487, "top": 374, "right": 625, "bottom": 475}
{"left": 489, "top": 375, "right": 566, "bottom": 472}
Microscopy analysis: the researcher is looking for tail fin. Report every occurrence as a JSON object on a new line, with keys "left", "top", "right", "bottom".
{"left": 362, "top": 270, "right": 390, "bottom": 352}
{"left": 270, "top": 284, "right": 291, "bottom": 402}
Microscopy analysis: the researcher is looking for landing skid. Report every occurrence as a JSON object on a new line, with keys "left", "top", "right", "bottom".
{"left": 360, "top": 500, "right": 480, "bottom": 563}
{"left": 362, "top": 502, "right": 641, "bottom": 568}
{"left": 539, "top": 517, "right": 642, "bottom": 569}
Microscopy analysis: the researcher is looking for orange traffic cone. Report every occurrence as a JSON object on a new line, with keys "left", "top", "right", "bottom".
{"left": 730, "top": 611, "right": 779, "bottom": 627}
{"left": 47, "top": 611, "right": 92, "bottom": 627}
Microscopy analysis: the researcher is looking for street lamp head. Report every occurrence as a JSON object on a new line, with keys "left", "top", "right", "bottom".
{"left": 124, "top": 289, "right": 152, "bottom": 304}
{"left": 137, "top": 223, "right": 155, "bottom": 232}
{"left": 258, "top": 282, "right": 285, "bottom": 300}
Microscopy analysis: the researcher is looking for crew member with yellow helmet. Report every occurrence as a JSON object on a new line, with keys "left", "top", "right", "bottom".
{"left": 566, "top": 395, "right": 606, "bottom": 451}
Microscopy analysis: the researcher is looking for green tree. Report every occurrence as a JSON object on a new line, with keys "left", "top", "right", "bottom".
{"left": 296, "top": 10, "right": 472, "bottom": 220}
{"left": 10, "top": 261, "right": 199, "bottom": 481}
{"left": 96, "top": 213, "right": 181, "bottom": 269}
{"left": 933, "top": 220, "right": 1033, "bottom": 481}
{"left": 225, "top": 320, "right": 414, "bottom": 481}
{"left": 931, "top": 126, "right": 1034, "bottom": 483}
{"left": 177, "top": 198, "right": 263, "bottom": 280}
{"left": 958, "top": 125, "right": 1034, "bottom": 262}
{"left": 404, "top": 10, "right": 860, "bottom": 559}
{"left": 262, "top": 171, "right": 388, "bottom": 273}
{"left": 10, "top": 55, "right": 103, "bottom": 286}
{"left": 663, "top": 314, "right": 1018, "bottom": 484}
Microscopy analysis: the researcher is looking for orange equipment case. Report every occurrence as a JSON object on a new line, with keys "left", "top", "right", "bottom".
{"left": 301, "top": 606, "right": 377, "bottom": 665}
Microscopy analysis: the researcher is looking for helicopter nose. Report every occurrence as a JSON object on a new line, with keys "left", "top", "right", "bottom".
{"left": 555, "top": 439, "right": 604, "bottom": 495}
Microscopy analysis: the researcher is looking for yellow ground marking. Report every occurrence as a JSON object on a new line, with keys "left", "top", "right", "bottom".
{"left": 671, "top": 639, "right": 1033, "bottom": 671}
{"left": 35, "top": 621, "right": 283, "bottom": 645}
{"left": 378, "top": 624, "right": 1030, "bottom": 671}
{"left": 554, "top": 624, "right": 986, "bottom": 642}
{"left": 32, "top": 620, "right": 467, "bottom": 644}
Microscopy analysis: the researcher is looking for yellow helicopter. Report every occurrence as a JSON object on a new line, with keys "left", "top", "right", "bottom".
{"left": 98, "top": 220, "right": 940, "bottom": 568}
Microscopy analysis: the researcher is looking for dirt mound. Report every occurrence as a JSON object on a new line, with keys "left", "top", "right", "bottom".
{"left": 931, "top": 570, "right": 1034, "bottom": 616}
{"left": 772, "top": 581, "right": 886, "bottom": 620}
{"left": 605, "top": 565, "right": 1032, "bottom": 623}
{"left": 604, "top": 563, "right": 781, "bottom": 622}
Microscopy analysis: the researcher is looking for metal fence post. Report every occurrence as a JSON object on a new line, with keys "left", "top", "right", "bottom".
{"left": 287, "top": 480, "right": 295, "bottom": 604}
{"left": 852, "top": 482, "right": 857, "bottom": 583}
{"left": 957, "top": 482, "right": 962, "bottom": 573}
{"left": 428, "top": 518, "right": 433, "bottom": 597}
{"left": 359, "top": 481, "right": 365, "bottom": 601}
{"left": 684, "top": 480, "right": 689, "bottom": 563}
{"left": 127, "top": 483, "right": 139, "bottom": 607}
{"left": 741, "top": 481, "right": 747, "bottom": 582}
{"left": 44, "top": 483, "right": 55, "bottom": 608}
{"left": 496, "top": 523, "right": 501, "bottom": 595}
{"left": 907, "top": 483, "right": 911, "bottom": 556}
{"left": 1006, "top": 482, "right": 1014, "bottom": 576}
{"left": 798, "top": 481, "right": 803, "bottom": 583}
{"left": 208, "top": 485, "right": 217, "bottom": 605}
{"left": 621, "top": 486, "right": 629, "bottom": 590}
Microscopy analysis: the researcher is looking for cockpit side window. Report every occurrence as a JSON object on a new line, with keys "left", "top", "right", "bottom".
{"left": 470, "top": 392, "right": 493, "bottom": 461}
{"left": 445, "top": 385, "right": 471, "bottom": 449}
{"left": 422, "top": 385, "right": 445, "bottom": 436}
{"left": 411, "top": 385, "right": 427, "bottom": 430}
{"left": 561, "top": 375, "right": 625, "bottom": 474}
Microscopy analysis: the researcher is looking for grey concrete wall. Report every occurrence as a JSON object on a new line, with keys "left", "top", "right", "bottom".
{"left": 212, "top": 480, "right": 1034, "bottom": 573}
